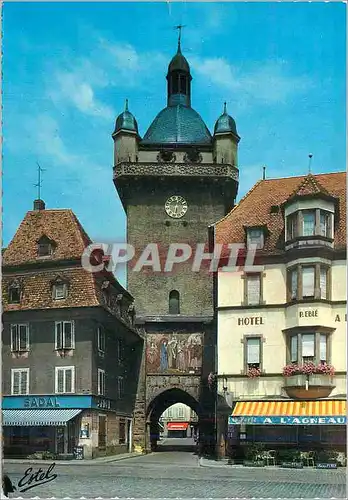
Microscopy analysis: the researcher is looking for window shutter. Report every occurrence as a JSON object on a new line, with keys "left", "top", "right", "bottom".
{"left": 247, "top": 275, "right": 261, "bottom": 305}
{"left": 302, "top": 334, "right": 315, "bottom": 357}
{"left": 11, "top": 325, "right": 18, "bottom": 351}
{"left": 303, "top": 212, "right": 315, "bottom": 236}
{"left": 57, "top": 369, "right": 64, "bottom": 393}
{"left": 56, "top": 322, "right": 63, "bottom": 349}
{"left": 320, "top": 268, "right": 327, "bottom": 299}
{"left": 19, "top": 325, "right": 28, "bottom": 350}
{"left": 290, "top": 336, "right": 298, "bottom": 362}
{"left": 64, "top": 322, "right": 73, "bottom": 349}
{"left": 320, "top": 334, "right": 327, "bottom": 362}
{"left": 247, "top": 338, "right": 260, "bottom": 364}
{"left": 302, "top": 267, "right": 315, "bottom": 297}
{"left": 20, "top": 371, "right": 28, "bottom": 394}
{"left": 13, "top": 371, "right": 20, "bottom": 394}
{"left": 65, "top": 369, "right": 72, "bottom": 393}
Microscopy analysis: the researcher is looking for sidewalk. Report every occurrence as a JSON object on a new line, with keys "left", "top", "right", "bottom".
{"left": 4, "top": 451, "right": 143, "bottom": 465}
{"left": 199, "top": 457, "right": 347, "bottom": 471}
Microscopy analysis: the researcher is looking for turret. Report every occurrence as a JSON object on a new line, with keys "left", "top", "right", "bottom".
{"left": 213, "top": 102, "right": 240, "bottom": 166}
{"left": 112, "top": 99, "right": 139, "bottom": 164}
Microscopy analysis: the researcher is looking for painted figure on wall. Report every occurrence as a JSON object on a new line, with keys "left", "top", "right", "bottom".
{"left": 147, "top": 333, "right": 202, "bottom": 374}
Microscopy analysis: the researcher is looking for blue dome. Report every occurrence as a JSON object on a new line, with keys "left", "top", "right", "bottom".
{"left": 214, "top": 104, "right": 237, "bottom": 136}
{"left": 141, "top": 105, "right": 212, "bottom": 146}
{"left": 114, "top": 100, "right": 138, "bottom": 134}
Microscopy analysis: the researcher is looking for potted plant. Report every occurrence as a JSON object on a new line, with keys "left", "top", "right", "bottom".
{"left": 244, "top": 443, "right": 265, "bottom": 466}
{"left": 247, "top": 367, "right": 262, "bottom": 378}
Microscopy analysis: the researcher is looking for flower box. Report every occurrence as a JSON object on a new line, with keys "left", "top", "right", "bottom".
{"left": 283, "top": 375, "right": 306, "bottom": 387}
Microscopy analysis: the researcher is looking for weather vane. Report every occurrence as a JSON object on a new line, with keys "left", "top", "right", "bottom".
{"left": 34, "top": 162, "right": 46, "bottom": 200}
{"left": 308, "top": 153, "right": 313, "bottom": 174}
{"left": 174, "top": 24, "right": 186, "bottom": 47}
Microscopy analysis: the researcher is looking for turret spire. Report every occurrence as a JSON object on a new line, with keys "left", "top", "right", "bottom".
{"left": 167, "top": 33, "right": 192, "bottom": 107}
{"left": 125, "top": 98, "right": 129, "bottom": 112}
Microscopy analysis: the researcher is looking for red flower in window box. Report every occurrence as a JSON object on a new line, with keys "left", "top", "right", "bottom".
{"left": 247, "top": 367, "right": 262, "bottom": 378}
{"left": 282, "top": 363, "right": 335, "bottom": 377}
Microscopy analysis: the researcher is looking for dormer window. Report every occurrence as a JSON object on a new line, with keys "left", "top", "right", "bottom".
{"left": 37, "top": 235, "right": 55, "bottom": 257}
{"left": 51, "top": 276, "right": 69, "bottom": 300}
{"left": 303, "top": 210, "right": 315, "bottom": 236}
{"left": 286, "top": 209, "right": 334, "bottom": 242}
{"left": 8, "top": 281, "right": 21, "bottom": 304}
{"left": 246, "top": 228, "right": 264, "bottom": 249}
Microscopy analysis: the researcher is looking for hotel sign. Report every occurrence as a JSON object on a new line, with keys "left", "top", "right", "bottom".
{"left": 228, "top": 416, "right": 346, "bottom": 425}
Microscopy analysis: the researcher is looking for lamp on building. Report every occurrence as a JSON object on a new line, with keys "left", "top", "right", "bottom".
{"left": 223, "top": 376, "right": 228, "bottom": 392}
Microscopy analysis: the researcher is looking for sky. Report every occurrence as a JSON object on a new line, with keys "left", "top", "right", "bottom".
{"left": 2, "top": 1, "right": 346, "bottom": 285}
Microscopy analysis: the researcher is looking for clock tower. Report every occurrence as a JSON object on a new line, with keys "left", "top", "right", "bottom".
{"left": 113, "top": 39, "right": 240, "bottom": 452}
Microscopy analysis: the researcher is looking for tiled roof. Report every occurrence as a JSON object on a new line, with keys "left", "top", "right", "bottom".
{"left": 3, "top": 209, "right": 92, "bottom": 266}
{"left": 215, "top": 172, "right": 346, "bottom": 255}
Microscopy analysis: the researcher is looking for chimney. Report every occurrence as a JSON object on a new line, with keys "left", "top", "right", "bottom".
{"left": 33, "top": 199, "right": 46, "bottom": 211}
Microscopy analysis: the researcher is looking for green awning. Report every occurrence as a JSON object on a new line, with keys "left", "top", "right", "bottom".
{"left": 2, "top": 409, "right": 82, "bottom": 426}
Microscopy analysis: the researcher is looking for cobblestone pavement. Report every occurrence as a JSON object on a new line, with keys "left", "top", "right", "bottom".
{"left": 4, "top": 447, "right": 346, "bottom": 499}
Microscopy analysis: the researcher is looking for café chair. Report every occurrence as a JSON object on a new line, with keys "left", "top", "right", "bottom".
{"left": 300, "top": 451, "right": 315, "bottom": 466}
{"left": 262, "top": 450, "right": 276, "bottom": 466}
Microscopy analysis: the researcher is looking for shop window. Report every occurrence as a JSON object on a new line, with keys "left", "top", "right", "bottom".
{"left": 117, "top": 376, "right": 124, "bottom": 399}
{"left": 97, "top": 326, "right": 105, "bottom": 354}
{"left": 119, "top": 419, "right": 126, "bottom": 445}
{"left": 11, "top": 324, "right": 29, "bottom": 352}
{"left": 55, "top": 321, "right": 75, "bottom": 350}
{"left": 98, "top": 369, "right": 105, "bottom": 396}
{"left": 244, "top": 274, "right": 262, "bottom": 306}
{"left": 288, "top": 333, "right": 330, "bottom": 365}
{"left": 245, "top": 337, "right": 261, "bottom": 371}
{"left": 11, "top": 368, "right": 29, "bottom": 395}
{"left": 169, "top": 290, "right": 180, "bottom": 314}
{"left": 246, "top": 228, "right": 264, "bottom": 249}
{"left": 98, "top": 415, "right": 106, "bottom": 449}
{"left": 55, "top": 366, "right": 75, "bottom": 393}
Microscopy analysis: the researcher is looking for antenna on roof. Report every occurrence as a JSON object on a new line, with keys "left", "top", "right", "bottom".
{"left": 308, "top": 153, "right": 313, "bottom": 174}
{"left": 34, "top": 162, "right": 46, "bottom": 200}
{"left": 262, "top": 166, "right": 266, "bottom": 180}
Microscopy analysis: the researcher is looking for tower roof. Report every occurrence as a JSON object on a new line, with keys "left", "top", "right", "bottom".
{"left": 168, "top": 43, "right": 190, "bottom": 73}
{"left": 114, "top": 100, "right": 138, "bottom": 135}
{"left": 214, "top": 103, "right": 238, "bottom": 136}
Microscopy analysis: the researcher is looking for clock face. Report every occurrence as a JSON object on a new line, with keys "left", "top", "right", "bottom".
{"left": 165, "top": 195, "right": 188, "bottom": 219}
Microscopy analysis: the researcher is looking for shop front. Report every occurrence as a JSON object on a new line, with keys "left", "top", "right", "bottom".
{"left": 227, "top": 400, "right": 347, "bottom": 464}
{"left": 2, "top": 395, "right": 133, "bottom": 459}
{"left": 167, "top": 422, "right": 189, "bottom": 438}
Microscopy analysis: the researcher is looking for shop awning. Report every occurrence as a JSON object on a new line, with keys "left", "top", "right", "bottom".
{"left": 2, "top": 409, "right": 82, "bottom": 426}
{"left": 229, "top": 400, "right": 346, "bottom": 425}
{"left": 167, "top": 422, "right": 188, "bottom": 430}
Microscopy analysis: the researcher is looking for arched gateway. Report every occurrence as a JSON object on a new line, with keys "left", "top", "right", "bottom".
{"left": 112, "top": 39, "right": 239, "bottom": 456}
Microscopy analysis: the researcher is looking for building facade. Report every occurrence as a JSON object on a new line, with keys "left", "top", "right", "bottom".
{"left": 111, "top": 40, "right": 240, "bottom": 453}
{"left": 160, "top": 403, "right": 198, "bottom": 438}
{"left": 2, "top": 201, "right": 143, "bottom": 459}
{"left": 215, "top": 172, "right": 346, "bottom": 462}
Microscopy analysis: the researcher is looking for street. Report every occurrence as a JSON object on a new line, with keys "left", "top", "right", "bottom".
{"left": 4, "top": 439, "right": 346, "bottom": 499}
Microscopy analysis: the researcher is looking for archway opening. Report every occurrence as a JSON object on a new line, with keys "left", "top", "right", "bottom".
{"left": 147, "top": 388, "right": 201, "bottom": 453}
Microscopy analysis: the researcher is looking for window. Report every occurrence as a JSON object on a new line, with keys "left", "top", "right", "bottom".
{"left": 287, "top": 213, "right": 298, "bottom": 240}
{"left": 177, "top": 406, "right": 184, "bottom": 418}
{"left": 302, "top": 266, "right": 315, "bottom": 298}
{"left": 288, "top": 333, "right": 329, "bottom": 365}
{"left": 287, "top": 265, "right": 330, "bottom": 301}
{"left": 246, "top": 337, "right": 261, "bottom": 369}
{"left": 55, "top": 321, "right": 75, "bottom": 350}
{"left": 117, "top": 376, "right": 124, "bottom": 399}
{"left": 55, "top": 366, "right": 75, "bottom": 393}
{"left": 11, "top": 368, "right": 29, "bottom": 395}
{"left": 37, "top": 236, "right": 54, "bottom": 257}
{"left": 169, "top": 290, "right": 180, "bottom": 314}
{"left": 245, "top": 274, "right": 261, "bottom": 305}
{"left": 53, "top": 283, "right": 67, "bottom": 300}
{"left": 320, "top": 211, "right": 332, "bottom": 238}
{"left": 9, "top": 284, "right": 20, "bottom": 303}
{"left": 167, "top": 407, "right": 173, "bottom": 418}
{"left": 247, "top": 228, "right": 264, "bottom": 249}
{"left": 117, "top": 339, "right": 124, "bottom": 363}
{"left": 11, "top": 324, "right": 29, "bottom": 352}
{"left": 98, "top": 369, "right": 105, "bottom": 396}
{"left": 302, "top": 211, "right": 316, "bottom": 236}
{"left": 98, "top": 326, "right": 105, "bottom": 353}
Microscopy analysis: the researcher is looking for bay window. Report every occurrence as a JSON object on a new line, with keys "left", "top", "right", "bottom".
{"left": 302, "top": 211, "right": 315, "bottom": 236}
{"left": 287, "top": 264, "right": 330, "bottom": 301}
{"left": 285, "top": 208, "right": 334, "bottom": 241}
{"left": 288, "top": 332, "right": 330, "bottom": 365}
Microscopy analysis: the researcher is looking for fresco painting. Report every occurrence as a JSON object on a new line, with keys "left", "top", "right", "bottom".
{"left": 146, "top": 333, "right": 203, "bottom": 374}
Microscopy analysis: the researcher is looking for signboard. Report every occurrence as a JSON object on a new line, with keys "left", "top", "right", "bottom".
{"left": 167, "top": 422, "right": 188, "bottom": 430}
{"left": 3, "top": 395, "right": 93, "bottom": 409}
{"left": 73, "top": 446, "right": 84, "bottom": 460}
{"left": 228, "top": 416, "right": 346, "bottom": 425}
{"left": 316, "top": 463, "right": 337, "bottom": 469}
